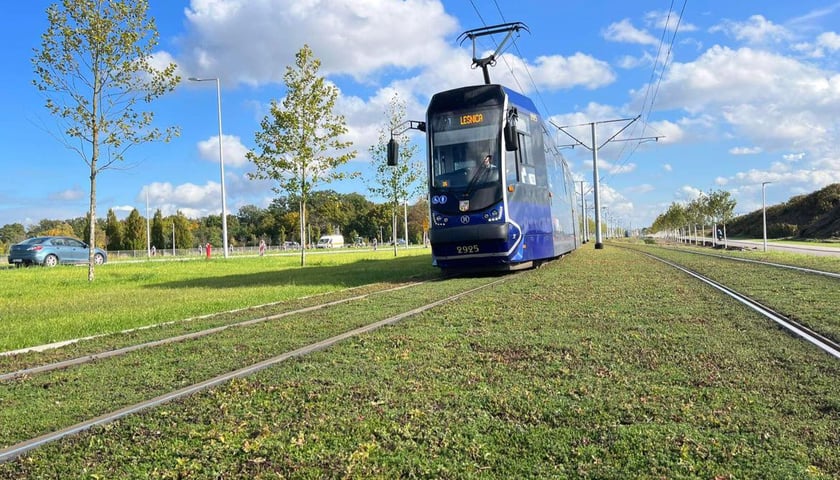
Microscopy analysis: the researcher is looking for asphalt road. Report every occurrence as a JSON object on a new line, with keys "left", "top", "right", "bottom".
{"left": 677, "top": 236, "right": 840, "bottom": 258}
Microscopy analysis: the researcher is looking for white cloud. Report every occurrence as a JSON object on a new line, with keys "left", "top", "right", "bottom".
{"left": 179, "top": 0, "right": 459, "bottom": 84}
{"left": 505, "top": 53, "right": 616, "bottom": 91}
{"left": 617, "top": 51, "right": 655, "bottom": 69}
{"left": 678, "top": 185, "right": 704, "bottom": 202}
{"left": 648, "top": 45, "right": 840, "bottom": 157}
{"left": 789, "top": 4, "right": 840, "bottom": 24}
{"left": 645, "top": 119, "right": 684, "bottom": 144}
{"left": 103, "top": 205, "right": 137, "bottom": 220}
{"left": 792, "top": 32, "right": 840, "bottom": 59}
{"left": 783, "top": 152, "right": 806, "bottom": 162}
{"left": 140, "top": 181, "right": 223, "bottom": 218}
{"left": 802, "top": 31, "right": 840, "bottom": 57}
{"left": 603, "top": 19, "right": 658, "bottom": 46}
{"left": 626, "top": 183, "right": 655, "bottom": 194}
{"left": 197, "top": 134, "right": 250, "bottom": 167}
{"left": 601, "top": 159, "right": 637, "bottom": 175}
{"left": 817, "top": 31, "right": 840, "bottom": 51}
{"left": 644, "top": 10, "right": 698, "bottom": 33}
{"left": 709, "top": 15, "right": 792, "bottom": 44}
{"left": 731, "top": 167, "right": 840, "bottom": 187}
{"left": 49, "top": 188, "right": 85, "bottom": 201}
{"left": 593, "top": 183, "right": 634, "bottom": 218}
{"left": 547, "top": 103, "right": 622, "bottom": 134}
{"left": 663, "top": 163, "right": 672, "bottom": 172}
{"left": 729, "top": 146, "right": 762, "bottom": 155}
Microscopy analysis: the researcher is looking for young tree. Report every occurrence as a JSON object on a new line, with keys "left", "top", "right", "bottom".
{"left": 151, "top": 209, "right": 166, "bottom": 252}
{"left": 172, "top": 211, "right": 194, "bottom": 250}
{"left": 105, "top": 209, "right": 123, "bottom": 250}
{"left": 124, "top": 209, "right": 146, "bottom": 251}
{"left": 32, "top": 0, "right": 180, "bottom": 281}
{"left": 247, "top": 44, "right": 357, "bottom": 266}
{"left": 707, "top": 189, "right": 737, "bottom": 246}
{"left": 367, "top": 92, "right": 424, "bottom": 256}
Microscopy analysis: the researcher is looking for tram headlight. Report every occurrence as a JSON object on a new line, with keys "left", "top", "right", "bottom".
{"left": 485, "top": 207, "right": 503, "bottom": 222}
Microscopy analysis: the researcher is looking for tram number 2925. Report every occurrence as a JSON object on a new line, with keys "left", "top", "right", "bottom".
{"left": 456, "top": 244, "right": 480, "bottom": 254}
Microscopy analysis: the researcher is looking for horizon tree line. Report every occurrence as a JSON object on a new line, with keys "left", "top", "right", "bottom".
{"left": 0, "top": 190, "right": 430, "bottom": 254}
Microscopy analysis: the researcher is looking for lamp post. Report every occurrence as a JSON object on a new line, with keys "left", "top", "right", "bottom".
{"left": 762, "top": 181, "right": 772, "bottom": 252}
{"left": 189, "top": 77, "right": 229, "bottom": 259}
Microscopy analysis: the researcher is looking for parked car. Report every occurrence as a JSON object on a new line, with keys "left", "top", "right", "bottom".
{"left": 8, "top": 236, "right": 107, "bottom": 267}
{"left": 315, "top": 234, "right": 345, "bottom": 248}
{"left": 282, "top": 241, "right": 300, "bottom": 250}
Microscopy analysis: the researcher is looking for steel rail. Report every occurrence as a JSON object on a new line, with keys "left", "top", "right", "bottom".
{"left": 656, "top": 245, "right": 840, "bottom": 280}
{"left": 0, "top": 275, "right": 513, "bottom": 463}
{"left": 0, "top": 281, "right": 429, "bottom": 382}
{"left": 637, "top": 250, "right": 840, "bottom": 360}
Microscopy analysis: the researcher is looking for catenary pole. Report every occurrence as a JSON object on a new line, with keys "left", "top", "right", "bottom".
{"left": 189, "top": 77, "right": 229, "bottom": 258}
{"left": 551, "top": 116, "right": 659, "bottom": 250}
{"left": 578, "top": 181, "right": 588, "bottom": 243}
{"left": 762, "top": 181, "right": 772, "bottom": 252}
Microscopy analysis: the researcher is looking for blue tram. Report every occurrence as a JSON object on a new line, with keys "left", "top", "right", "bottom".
{"left": 424, "top": 84, "right": 579, "bottom": 271}
{"left": 388, "top": 23, "right": 580, "bottom": 271}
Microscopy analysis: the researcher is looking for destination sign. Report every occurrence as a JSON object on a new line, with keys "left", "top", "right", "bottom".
{"left": 433, "top": 108, "right": 499, "bottom": 132}
{"left": 459, "top": 113, "right": 484, "bottom": 126}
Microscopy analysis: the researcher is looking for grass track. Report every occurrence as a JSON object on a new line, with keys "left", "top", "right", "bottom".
{"left": 0, "top": 249, "right": 436, "bottom": 352}
{"left": 624, "top": 243, "right": 840, "bottom": 344}
{"left": 1, "top": 246, "right": 838, "bottom": 478}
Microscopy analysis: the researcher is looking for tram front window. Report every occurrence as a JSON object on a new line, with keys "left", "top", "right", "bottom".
{"left": 430, "top": 108, "right": 502, "bottom": 191}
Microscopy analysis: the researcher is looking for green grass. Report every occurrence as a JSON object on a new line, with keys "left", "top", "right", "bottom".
{"left": 0, "top": 275, "right": 497, "bottom": 447}
{"left": 642, "top": 238, "right": 840, "bottom": 274}
{"left": 626, "top": 244, "right": 840, "bottom": 343}
{"left": 771, "top": 239, "right": 840, "bottom": 247}
{"left": 1, "top": 247, "right": 838, "bottom": 478}
{"left": 720, "top": 237, "right": 840, "bottom": 247}
{"left": 0, "top": 249, "right": 436, "bottom": 351}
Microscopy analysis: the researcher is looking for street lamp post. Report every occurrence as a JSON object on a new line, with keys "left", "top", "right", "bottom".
{"left": 189, "top": 77, "right": 229, "bottom": 258}
{"left": 762, "top": 181, "right": 772, "bottom": 252}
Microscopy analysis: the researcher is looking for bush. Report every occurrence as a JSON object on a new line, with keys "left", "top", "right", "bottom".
{"left": 768, "top": 222, "right": 798, "bottom": 238}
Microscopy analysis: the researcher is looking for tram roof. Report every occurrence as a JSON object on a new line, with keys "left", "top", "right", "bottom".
{"left": 502, "top": 86, "right": 539, "bottom": 117}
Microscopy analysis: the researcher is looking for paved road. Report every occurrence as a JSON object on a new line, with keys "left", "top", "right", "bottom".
{"left": 674, "top": 236, "right": 840, "bottom": 258}
{"left": 724, "top": 239, "right": 840, "bottom": 257}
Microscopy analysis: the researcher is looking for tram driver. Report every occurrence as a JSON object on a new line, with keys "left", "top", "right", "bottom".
{"left": 477, "top": 153, "right": 499, "bottom": 182}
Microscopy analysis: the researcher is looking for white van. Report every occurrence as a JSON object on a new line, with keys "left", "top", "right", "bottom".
{"left": 315, "top": 234, "right": 344, "bottom": 248}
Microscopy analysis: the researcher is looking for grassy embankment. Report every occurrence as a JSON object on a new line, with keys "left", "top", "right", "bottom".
{"left": 1, "top": 246, "right": 838, "bottom": 478}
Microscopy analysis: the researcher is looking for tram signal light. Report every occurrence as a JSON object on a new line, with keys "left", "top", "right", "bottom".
{"left": 387, "top": 138, "right": 399, "bottom": 166}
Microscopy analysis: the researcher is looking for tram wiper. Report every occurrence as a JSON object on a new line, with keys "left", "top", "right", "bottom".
{"left": 464, "top": 155, "right": 498, "bottom": 197}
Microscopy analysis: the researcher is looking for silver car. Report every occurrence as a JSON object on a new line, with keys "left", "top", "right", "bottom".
{"left": 8, "top": 236, "right": 108, "bottom": 267}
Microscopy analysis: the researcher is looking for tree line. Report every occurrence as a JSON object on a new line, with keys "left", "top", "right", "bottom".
{"left": 649, "top": 189, "right": 737, "bottom": 241}
{"left": 0, "top": 191, "right": 430, "bottom": 254}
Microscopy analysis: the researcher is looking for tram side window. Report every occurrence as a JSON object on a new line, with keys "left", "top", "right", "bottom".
{"left": 517, "top": 132, "right": 537, "bottom": 185}
{"left": 530, "top": 124, "right": 548, "bottom": 187}
{"left": 505, "top": 131, "right": 525, "bottom": 185}
{"left": 505, "top": 148, "right": 518, "bottom": 185}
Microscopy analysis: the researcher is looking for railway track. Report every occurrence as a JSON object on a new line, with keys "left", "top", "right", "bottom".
{"left": 0, "top": 280, "right": 429, "bottom": 381}
{"left": 626, "top": 246, "right": 840, "bottom": 360}
{"left": 0, "top": 273, "right": 516, "bottom": 463}
{"left": 656, "top": 244, "right": 840, "bottom": 279}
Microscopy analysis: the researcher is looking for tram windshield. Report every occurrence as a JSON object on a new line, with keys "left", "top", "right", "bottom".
{"left": 429, "top": 107, "right": 502, "bottom": 191}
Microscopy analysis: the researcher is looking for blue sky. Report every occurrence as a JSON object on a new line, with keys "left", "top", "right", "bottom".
{"left": 2, "top": 1, "right": 840, "bottom": 231}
